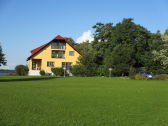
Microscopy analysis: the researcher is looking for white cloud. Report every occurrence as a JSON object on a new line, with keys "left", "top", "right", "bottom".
{"left": 76, "top": 30, "right": 94, "bottom": 43}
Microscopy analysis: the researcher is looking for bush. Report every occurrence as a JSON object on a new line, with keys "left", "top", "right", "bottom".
{"left": 129, "top": 67, "right": 136, "bottom": 76}
{"left": 70, "top": 65, "right": 86, "bottom": 76}
{"left": 153, "top": 74, "right": 168, "bottom": 80}
{"left": 97, "top": 66, "right": 105, "bottom": 76}
{"left": 8, "top": 73, "right": 16, "bottom": 76}
{"left": 40, "top": 70, "right": 45, "bottom": 76}
{"left": 131, "top": 73, "right": 146, "bottom": 80}
{"left": 51, "top": 68, "right": 64, "bottom": 76}
{"left": 111, "top": 64, "right": 130, "bottom": 76}
{"left": 15, "top": 65, "right": 29, "bottom": 76}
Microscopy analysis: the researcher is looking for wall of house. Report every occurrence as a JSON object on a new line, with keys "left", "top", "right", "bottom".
{"left": 28, "top": 42, "right": 80, "bottom": 73}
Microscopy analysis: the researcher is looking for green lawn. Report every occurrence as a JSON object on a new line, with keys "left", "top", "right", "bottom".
{"left": 0, "top": 76, "right": 168, "bottom": 126}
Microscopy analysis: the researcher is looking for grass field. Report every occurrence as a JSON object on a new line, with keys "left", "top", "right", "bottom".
{"left": 0, "top": 76, "right": 168, "bottom": 126}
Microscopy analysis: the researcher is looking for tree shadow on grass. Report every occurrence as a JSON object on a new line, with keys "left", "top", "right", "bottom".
{"left": 0, "top": 76, "right": 61, "bottom": 82}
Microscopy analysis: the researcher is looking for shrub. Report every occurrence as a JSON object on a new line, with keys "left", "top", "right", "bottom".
{"left": 131, "top": 73, "right": 146, "bottom": 80}
{"left": 40, "top": 70, "right": 45, "bottom": 76}
{"left": 51, "top": 68, "right": 64, "bottom": 76}
{"left": 97, "top": 66, "right": 105, "bottom": 76}
{"left": 129, "top": 67, "right": 136, "bottom": 76}
{"left": 8, "top": 73, "right": 16, "bottom": 76}
{"left": 153, "top": 74, "right": 168, "bottom": 80}
{"left": 111, "top": 64, "right": 130, "bottom": 76}
{"left": 15, "top": 65, "right": 29, "bottom": 76}
{"left": 70, "top": 65, "right": 86, "bottom": 76}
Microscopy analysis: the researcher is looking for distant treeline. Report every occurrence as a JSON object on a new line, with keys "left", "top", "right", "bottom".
{"left": 0, "top": 69, "right": 16, "bottom": 73}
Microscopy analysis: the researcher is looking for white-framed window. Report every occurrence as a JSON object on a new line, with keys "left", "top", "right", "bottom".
{"left": 47, "top": 61, "right": 55, "bottom": 67}
{"left": 51, "top": 42, "right": 65, "bottom": 49}
{"left": 62, "top": 62, "right": 72, "bottom": 70}
{"left": 69, "top": 51, "right": 74, "bottom": 56}
{"left": 52, "top": 50, "right": 65, "bottom": 58}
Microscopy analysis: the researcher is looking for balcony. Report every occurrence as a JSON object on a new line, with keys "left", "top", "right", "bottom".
{"left": 51, "top": 50, "right": 65, "bottom": 58}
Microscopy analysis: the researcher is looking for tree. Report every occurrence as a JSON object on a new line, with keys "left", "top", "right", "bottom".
{"left": 15, "top": 65, "right": 29, "bottom": 76}
{"left": 162, "top": 29, "right": 168, "bottom": 42}
{"left": 73, "top": 41, "right": 98, "bottom": 76}
{"left": 0, "top": 45, "right": 7, "bottom": 66}
{"left": 104, "top": 43, "right": 135, "bottom": 76}
{"left": 70, "top": 65, "right": 86, "bottom": 76}
{"left": 74, "top": 41, "right": 93, "bottom": 55}
{"left": 66, "top": 37, "right": 75, "bottom": 45}
{"left": 74, "top": 18, "right": 165, "bottom": 76}
{"left": 151, "top": 29, "right": 168, "bottom": 72}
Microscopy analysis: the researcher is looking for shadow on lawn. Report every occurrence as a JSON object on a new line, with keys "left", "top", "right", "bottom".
{"left": 0, "top": 76, "right": 60, "bottom": 82}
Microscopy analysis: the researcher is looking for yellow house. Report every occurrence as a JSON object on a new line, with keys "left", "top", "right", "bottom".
{"left": 27, "top": 35, "right": 81, "bottom": 75}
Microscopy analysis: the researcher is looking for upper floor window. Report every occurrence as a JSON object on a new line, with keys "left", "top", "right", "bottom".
{"left": 69, "top": 51, "right": 74, "bottom": 56}
{"left": 47, "top": 61, "right": 54, "bottom": 67}
{"left": 51, "top": 42, "right": 65, "bottom": 49}
{"left": 52, "top": 50, "right": 65, "bottom": 58}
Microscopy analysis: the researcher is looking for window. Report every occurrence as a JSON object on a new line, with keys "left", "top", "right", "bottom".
{"left": 62, "top": 62, "right": 72, "bottom": 70}
{"left": 52, "top": 50, "right": 57, "bottom": 58}
{"left": 52, "top": 50, "right": 65, "bottom": 58}
{"left": 69, "top": 51, "right": 74, "bottom": 56}
{"left": 47, "top": 62, "right": 54, "bottom": 67}
{"left": 51, "top": 42, "right": 65, "bottom": 49}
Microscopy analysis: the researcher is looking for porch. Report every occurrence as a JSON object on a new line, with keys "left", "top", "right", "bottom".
{"left": 32, "top": 59, "right": 42, "bottom": 70}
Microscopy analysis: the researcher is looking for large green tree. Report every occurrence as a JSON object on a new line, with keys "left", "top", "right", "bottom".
{"left": 74, "top": 41, "right": 97, "bottom": 76}
{"left": 152, "top": 29, "right": 168, "bottom": 72}
{"left": 73, "top": 18, "right": 165, "bottom": 76}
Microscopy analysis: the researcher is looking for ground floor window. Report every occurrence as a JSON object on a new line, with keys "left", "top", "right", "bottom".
{"left": 62, "top": 62, "right": 72, "bottom": 70}
{"left": 47, "top": 61, "right": 55, "bottom": 67}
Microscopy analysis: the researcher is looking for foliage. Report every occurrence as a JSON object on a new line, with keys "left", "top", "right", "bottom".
{"left": 96, "top": 65, "right": 105, "bottom": 76}
{"left": 70, "top": 65, "right": 86, "bottom": 76}
{"left": 75, "top": 42, "right": 98, "bottom": 76}
{"left": 131, "top": 73, "right": 146, "bottom": 80}
{"left": 152, "top": 30, "right": 168, "bottom": 71}
{"left": 51, "top": 67, "right": 64, "bottom": 76}
{"left": 0, "top": 45, "right": 7, "bottom": 66}
{"left": 15, "top": 65, "right": 29, "bottom": 76}
{"left": 40, "top": 70, "right": 45, "bottom": 76}
{"left": 73, "top": 18, "right": 166, "bottom": 76}
{"left": 66, "top": 37, "right": 75, "bottom": 45}
{"left": 90, "top": 18, "right": 162, "bottom": 76}
{"left": 129, "top": 67, "right": 136, "bottom": 76}
{"left": 75, "top": 41, "right": 92, "bottom": 55}
{"left": 153, "top": 74, "right": 168, "bottom": 80}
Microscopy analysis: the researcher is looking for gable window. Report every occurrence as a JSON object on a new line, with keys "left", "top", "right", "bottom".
{"left": 51, "top": 42, "right": 65, "bottom": 49}
{"left": 62, "top": 62, "right": 72, "bottom": 70}
{"left": 52, "top": 50, "right": 65, "bottom": 58}
{"left": 69, "top": 51, "right": 74, "bottom": 56}
{"left": 47, "top": 62, "right": 54, "bottom": 67}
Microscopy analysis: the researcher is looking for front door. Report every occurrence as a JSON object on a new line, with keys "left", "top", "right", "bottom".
{"left": 32, "top": 62, "right": 36, "bottom": 70}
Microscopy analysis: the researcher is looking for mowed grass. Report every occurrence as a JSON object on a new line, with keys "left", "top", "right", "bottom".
{"left": 0, "top": 77, "right": 168, "bottom": 126}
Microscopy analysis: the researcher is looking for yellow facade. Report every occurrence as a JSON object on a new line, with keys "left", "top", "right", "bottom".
{"left": 27, "top": 41, "right": 80, "bottom": 73}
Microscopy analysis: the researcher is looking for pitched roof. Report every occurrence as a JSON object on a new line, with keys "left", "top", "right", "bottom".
{"left": 27, "top": 35, "right": 81, "bottom": 60}
{"left": 53, "top": 35, "right": 65, "bottom": 40}
{"left": 31, "top": 43, "right": 49, "bottom": 55}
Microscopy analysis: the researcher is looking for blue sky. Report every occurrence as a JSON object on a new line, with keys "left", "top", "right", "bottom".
{"left": 0, "top": 0, "right": 168, "bottom": 69}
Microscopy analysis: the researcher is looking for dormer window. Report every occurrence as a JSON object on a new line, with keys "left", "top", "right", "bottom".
{"left": 51, "top": 42, "right": 65, "bottom": 49}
